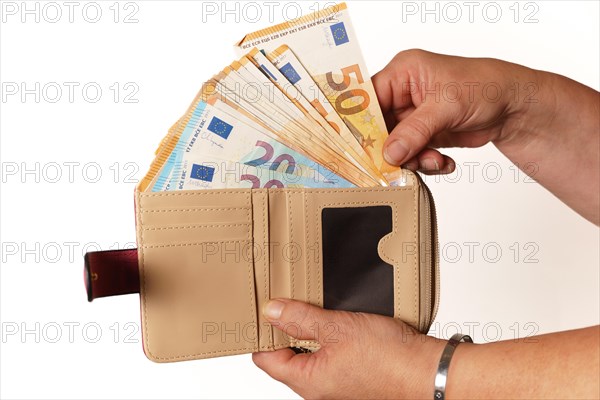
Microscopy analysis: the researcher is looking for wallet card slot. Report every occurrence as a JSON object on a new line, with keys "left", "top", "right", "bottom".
{"left": 138, "top": 190, "right": 252, "bottom": 208}
{"left": 140, "top": 207, "right": 250, "bottom": 226}
{"left": 267, "top": 190, "right": 293, "bottom": 349}
{"left": 141, "top": 223, "right": 251, "bottom": 246}
{"left": 303, "top": 187, "right": 421, "bottom": 329}
{"left": 251, "top": 190, "right": 272, "bottom": 350}
{"left": 288, "top": 190, "right": 308, "bottom": 304}
{"left": 136, "top": 189, "right": 259, "bottom": 362}
{"left": 375, "top": 188, "right": 421, "bottom": 327}
{"left": 140, "top": 241, "right": 257, "bottom": 361}
{"left": 321, "top": 206, "right": 394, "bottom": 316}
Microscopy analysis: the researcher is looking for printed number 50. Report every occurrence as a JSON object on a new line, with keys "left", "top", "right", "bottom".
{"left": 326, "top": 64, "right": 370, "bottom": 115}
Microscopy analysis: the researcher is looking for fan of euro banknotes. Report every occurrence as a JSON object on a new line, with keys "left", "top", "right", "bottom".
{"left": 139, "top": 2, "right": 405, "bottom": 192}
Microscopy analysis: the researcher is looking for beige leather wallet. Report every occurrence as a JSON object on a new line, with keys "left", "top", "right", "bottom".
{"left": 85, "top": 171, "right": 439, "bottom": 362}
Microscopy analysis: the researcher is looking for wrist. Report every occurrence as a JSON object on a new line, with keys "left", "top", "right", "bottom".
{"left": 444, "top": 340, "right": 477, "bottom": 399}
{"left": 432, "top": 334, "right": 476, "bottom": 399}
{"left": 494, "top": 64, "right": 551, "bottom": 149}
{"left": 415, "top": 336, "right": 447, "bottom": 399}
{"left": 390, "top": 334, "right": 446, "bottom": 399}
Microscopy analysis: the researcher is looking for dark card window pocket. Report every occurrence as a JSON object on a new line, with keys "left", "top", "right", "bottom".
{"left": 321, "top": 206, "right": 394, "bottom": 317}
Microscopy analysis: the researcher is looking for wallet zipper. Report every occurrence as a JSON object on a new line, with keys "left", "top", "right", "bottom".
{"left": 418, "top": 177, "right": 439, "bottom": 332}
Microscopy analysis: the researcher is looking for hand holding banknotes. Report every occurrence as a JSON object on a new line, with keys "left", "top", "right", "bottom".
{"left": 253, "top": 51, "right": 599, "bottom": 398}
{"left": 375, "top": 49, "right": 599, "bottom": 224}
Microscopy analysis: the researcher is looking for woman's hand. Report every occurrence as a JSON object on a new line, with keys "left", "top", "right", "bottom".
{"left": 374, "top": 49, "right": 599, "bottom": 224}
{"left": 252, "top": 300, "right": 600, "bottom": 399}
{"left": 252, "top": 299, "right": 444, "bottom": 399}
{"left": 374, "top": 49, "right": 536, "bottom": 173}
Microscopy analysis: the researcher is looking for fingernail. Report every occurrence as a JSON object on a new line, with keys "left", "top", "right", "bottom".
{"left": 441, "top": 161, "right": 455, "bottom": 174}
{"left": 263, "top": 300, "right": 285, "bottom": 320}
{"left": 384, "top": 140, "right": 409, "bottom": 165}
{"left": 421, "top": 159, "right": 439, "bottom": 171}
{"left": 402, "top": 160, "right": 419, "bottom": 172}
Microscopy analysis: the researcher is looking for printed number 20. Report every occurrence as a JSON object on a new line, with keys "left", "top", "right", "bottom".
{"left": 240, "top": 175, "right": 284, "bottom": 189}
{"left": 245, "top": 140, "right": 296, "bottom": 174}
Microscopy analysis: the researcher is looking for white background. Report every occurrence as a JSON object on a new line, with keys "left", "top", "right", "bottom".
{"left": 1, "top": 1, "right": 598, "bottom": 398}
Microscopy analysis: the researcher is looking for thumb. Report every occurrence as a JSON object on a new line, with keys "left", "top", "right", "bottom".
{"left": 262, "top": 299, "right": 341, "bottom": 344}
{"left": 252, "top": 347, "right": 308, "bottom": 386}
{"left": 252, "top": 299, "right": 340, "bottom": 387}
{"left": 383, "top": 105, "right": 450, "bottom": 166}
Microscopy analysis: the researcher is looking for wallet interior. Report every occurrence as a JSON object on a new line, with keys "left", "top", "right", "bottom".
{"left": 134, "top": 181, "right": 437, "bottom": 362}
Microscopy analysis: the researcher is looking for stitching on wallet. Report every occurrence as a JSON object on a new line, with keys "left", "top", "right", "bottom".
{"left": 149, "top": 346, "right": 257, "bottom": 361}
{"left": 245, "top": 192, "right": 258, "bottom": 352}
{"left": 141, "top": 207, "right": 248, "bottom": 213}
{"left": 136, "top": 191, "right": 152, "bottom": 359}
{"left": 396, "top": 199, "right": 402, "bottom": 319}
{"left": 288, "top": 191, "right": 295, "bottom": 301}
{"left": 270, "top": 343, "right": 291, "bottom": 351}
{"left": 312, "top": 200, "right": 404, "bottom": 206}
{"left": 139, "top": 191, "right": 250, "bottom": 198}
{"left": 412, "top": 186, "right": 417, "bottom": 323}
{"left": 295, "top": 339, "right": 320, "bottom": 348}
{"left": 265, "top": 188, "right": 413, "bottom": 194}
{"left": 143, "top": 223, "right": 250, "bottom": 231}
{"left": 268, "top": 191, "right": 288, "bottom": 349}
{"left": 258, "top": 341, "right": 297, "bottom": 352}
{"left": 261, "top": 193, "right": 271, "bottom": 349}
{"left": 141, "top": 240, "right": 250, "bottom": 249}
{"left": 304, "top": 190, "right": 311, "bottom": 306}
{"left": 315, "top": 204, "right": 322, "bottom": 305}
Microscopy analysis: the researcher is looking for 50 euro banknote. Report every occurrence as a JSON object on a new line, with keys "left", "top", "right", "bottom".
{"left": 235, "top": 2, "right": 403, "bottom": 185}
{"left": 206, "top": 59, "right": 379, "bottom": 187}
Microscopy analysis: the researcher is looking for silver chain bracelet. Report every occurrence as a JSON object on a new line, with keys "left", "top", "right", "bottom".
{"left": 434, "top": 333, "right": 473, "bottom": 399}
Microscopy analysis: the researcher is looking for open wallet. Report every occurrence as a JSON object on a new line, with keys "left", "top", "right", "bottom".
{"left": 84, "top": 171, "right": 439, "bottom": 363}
{"left": 84, "top": 2, "right": 441, "bottom": 363}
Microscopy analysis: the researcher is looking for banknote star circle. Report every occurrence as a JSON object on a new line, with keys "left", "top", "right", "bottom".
{"left": 363, "top": 135, "right": 376, "bottom": 149}
{"left": 213, "top": 121, "right": 228, "bottom": 135}
{"left": 333, "top": 27, "right": 347, "bottom": 41}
